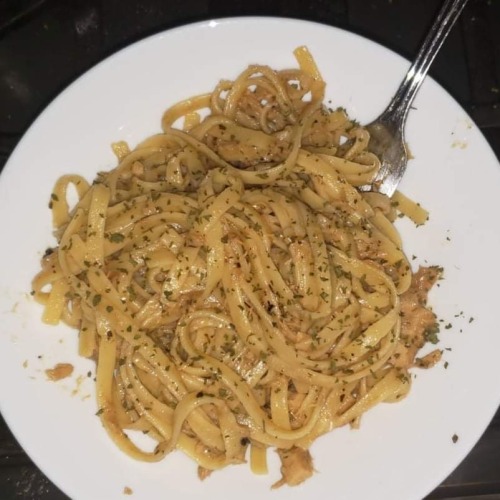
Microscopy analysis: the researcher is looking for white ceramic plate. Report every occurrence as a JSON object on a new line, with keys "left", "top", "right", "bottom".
{"left": 1, "top": 17, "right": 499, "bottom": 500}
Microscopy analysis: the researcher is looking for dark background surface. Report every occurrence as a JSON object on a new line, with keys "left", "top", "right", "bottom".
{"left": 0, "top": 0, "right": 499, "bottom": 499}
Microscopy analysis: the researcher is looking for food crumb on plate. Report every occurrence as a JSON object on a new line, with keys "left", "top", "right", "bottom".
{"left": 71, "top": 375, "right": 87, "bottom": 396}
{"left": 123, "top": 486, "right": 133, "bottom": 495}
{"left": 197, "top": 466, "right": 213, "bottom": 481}
{"left": 45, "top": 363, "right": 74, "bottom": 381}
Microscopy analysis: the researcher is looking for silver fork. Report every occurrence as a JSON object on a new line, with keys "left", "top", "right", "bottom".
{"left": 360, "top": 0, "right": 469, "bottom": 197}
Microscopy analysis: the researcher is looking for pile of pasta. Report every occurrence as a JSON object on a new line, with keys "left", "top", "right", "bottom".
{"left": 33, "top": 47, "right": 440, "bottom": 487}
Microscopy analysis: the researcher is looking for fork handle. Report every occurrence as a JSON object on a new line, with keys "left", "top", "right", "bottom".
{"left": 383, "top": 0, "right": 469, "bottom": 126}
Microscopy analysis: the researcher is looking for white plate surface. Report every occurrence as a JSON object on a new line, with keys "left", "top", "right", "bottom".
{"left": 1, "top": 17, "right": 499, "bottom": 500}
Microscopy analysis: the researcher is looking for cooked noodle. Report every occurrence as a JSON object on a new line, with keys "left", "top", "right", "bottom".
{"left": 32, "top": 47, "right": 440, "bottom": 487}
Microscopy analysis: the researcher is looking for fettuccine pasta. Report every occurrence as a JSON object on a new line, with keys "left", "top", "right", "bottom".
{"left": 32, "top": 47, "right": 441, "bottom": 487}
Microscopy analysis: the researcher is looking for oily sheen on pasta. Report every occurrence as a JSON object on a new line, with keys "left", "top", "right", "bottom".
{"left": 33, "top": 47, "right": 440, "bottom": 487}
